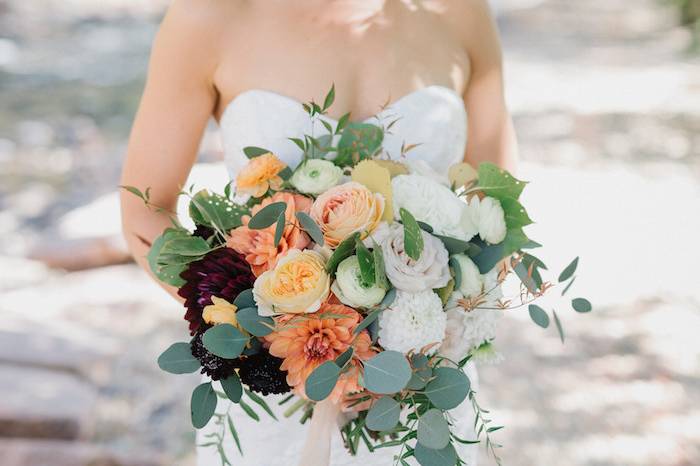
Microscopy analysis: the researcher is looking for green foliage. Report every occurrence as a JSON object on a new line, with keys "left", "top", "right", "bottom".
{"left": 362, "top": 351, "right": 412, "bottom": 394}
{"left": 400, "top": 208, "right": 424, "bottom": 260}
{"left": 572, "top": 297, "right": 592, "bottom": 313}
{"left": 477, "top": 163, "right": 526, "bottom": 201}
{"left": 191, "top": 382, "right": 217, "bottom": 429}
{"left": 355, "top": 238, "right": 376, "bottom": 287}
{"left": 305, "top": 360, "right": 341, "bottom": 401}
{"left": 471, "top": 229, "right": 530, "bottom": 274}
{"left": 528, "top": 304, "right": 550, "bottom": 328}
{"left": 366, "top": 396, "right": 400, "bottom": 432}
{"left": 558, "top": 257, "right": 579, "bottom": 282}
{"left": 235, "top": 307, "right": 274, "bottom": 337}
{"left": 202, "top": 324, "right": 248, "bottom": 359}
{"left": 353, "top": 308, "right": 383, "bottom": 336}
{"left": 335, "top": 348, "right": 354, "bottom": 369}
{"left": 417, "top": 409, "right": 450, "bottom": 449}
{"left": 220, "top": 373, "right": 243, "bottom": 403}
{"left": 500, "top": 197, "right": 533, "bottom": 230}
{"left": 448, "top": 257, "right": 462, "bottom": 289}
{"left": 189, "top": 189, "right": 247, "bottom": 232}
{"left": 334, "top": 122, "right": 384, "bottom": 167}
{"left": 243, "top": 146, "right": 271, "bottom": 158}
{"left": 424, "top": 367, "right": 470, "bottom": 410}
{"left": 296, "top": 212, "right": 325, "bottom": 246}
{"left": 248, "top": 202, "right": 287, "bottom": 229}
{"left": 157, "top": 342, "right": 200, "bottom": 374}
{"left": 147, "top": 229, "right": 189, "bottom": 286}
{"left": 273, "top": 213, "right": 285, "bottom": 247}
{"left": 434, "top": 234, "right": 471, "bottom": 255}
{"left": 406, "top": 353, "right": 432, "bottom": 390}
{"left": 414, "top": 442, "right": 458, "bottom": 466}
{"left": 233, "top": 289, "right": 256, "bottom": 308}
{"left": 372, "top": 245, "right": 390, "bottom": 289}
{"left": 326, "top": 232, "right": 360, "bottom": 275}
{"left": 553, "top": 310, "right": 565, "bottom": 343}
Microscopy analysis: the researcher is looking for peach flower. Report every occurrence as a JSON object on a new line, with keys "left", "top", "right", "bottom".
{"left": 227, "top": 192, "right": 312, "bottom": 276}
{"left": 266, "top": 303, "right": 376, "bottom": 402}
{"left": 253, "top": 249, "right": 331, "bottom": 316}
{"left": 309, "top": 182, "right": 385, "bottom": 248}
{"left": 236, "top": 152, "right": 287, "bottom": 197}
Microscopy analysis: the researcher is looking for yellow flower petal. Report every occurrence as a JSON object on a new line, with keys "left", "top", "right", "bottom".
{"left": 351, "top": 160, "right": 393, "bottom": 223}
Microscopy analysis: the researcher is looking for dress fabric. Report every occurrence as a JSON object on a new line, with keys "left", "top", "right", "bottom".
{"left": 197, "top": 85, "right": 478, "bottom": 466}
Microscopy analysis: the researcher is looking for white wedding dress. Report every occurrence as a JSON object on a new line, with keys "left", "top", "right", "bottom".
{"left": 197, "top": 85, "right": 479, "bottom": 466}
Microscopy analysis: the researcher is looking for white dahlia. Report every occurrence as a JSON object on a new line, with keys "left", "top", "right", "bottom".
{"left": 378, "top": 290, "right": 446, "bottom": 355}
{"left": 368, "top": 222, "right": 450, "bottom": 292}
{"left": 391, "top": 174, "right": 476, "bottom": 241}
{"left": 466, "top": 196, "right": 507, "bottom": 244}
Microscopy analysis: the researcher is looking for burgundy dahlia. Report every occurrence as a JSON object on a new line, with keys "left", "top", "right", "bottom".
{"left": 235, "top": 348, "right": 290, "bottom": 396}
{"left": 178, "top": 247, "right": 255, "bottom": 335}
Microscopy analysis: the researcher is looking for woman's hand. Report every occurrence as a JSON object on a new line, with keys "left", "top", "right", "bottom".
{"left": 297, "top": 398, "right": 343, "bottom": 466}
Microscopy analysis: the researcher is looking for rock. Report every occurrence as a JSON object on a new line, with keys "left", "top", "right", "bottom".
{"left": 0, "top": 365, "right": 97, "bottom": 440}
{"left": 0, "top": 439, "right": 164, "bottom": 466}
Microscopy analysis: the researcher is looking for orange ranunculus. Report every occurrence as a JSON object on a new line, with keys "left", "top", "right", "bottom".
{"left": 265, "top": 303, "right": 376, "bottom": 402}
{"left": 227, "top": 192, "right": 312, "bottom": 276}
{"left": 236, "top": 152, "right": 287, "bottom": 198}
{"left": 309, "top": 182, "right": 384, "bottom": 248}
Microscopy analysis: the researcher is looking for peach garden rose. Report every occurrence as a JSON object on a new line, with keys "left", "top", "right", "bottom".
{"left": 253, "top": 249, "right": 330, "bottom": 316}
{"left": 235, "top": 152, "right": 287, "bottom": 198}
{"left": 309, "top": 181, "right": 385, "bottom": 248}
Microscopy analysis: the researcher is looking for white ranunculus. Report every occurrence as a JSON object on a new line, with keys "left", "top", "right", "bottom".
{"left": 378, "top": 290, "right": 446, "bottom": 355}
{"left": 452, "top": 254, "right": 484, "bottom": 298}
{"left": 368, "top": 222, "right": 450, "bottom": 292}
{"left": 331, "top": 255, "right": 387, "bottom": 308}
{"left": 466, "top": 196, "right": 507, "bottom": 244}
{"left": 290, "top": 159, "right": 343, "bottom": 195}
{"left": 391, "top": 174, "right": 476, "bottom": 241}
{"left": 439, "top": 290, "right": 502, "bottom": 363}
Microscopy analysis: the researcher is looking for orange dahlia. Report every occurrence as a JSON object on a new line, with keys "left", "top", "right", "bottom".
{"left": 227, "top": 192, "right": 312, "bottom": 276}
{"left": 265, "top": 303, "right": 376, "bottom": 402}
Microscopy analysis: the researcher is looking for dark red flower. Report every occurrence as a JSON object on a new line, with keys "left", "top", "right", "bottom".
{"left": 178, "top": 247, "right": 255, "bottom": 334}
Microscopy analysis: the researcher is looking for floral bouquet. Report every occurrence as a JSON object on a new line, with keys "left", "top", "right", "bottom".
{"left": 123, "top": 86, "right": 591, "bottom": 466}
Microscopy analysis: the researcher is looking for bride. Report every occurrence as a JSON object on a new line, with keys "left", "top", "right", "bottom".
{"left": 120, "top": 1, "right": 517, "bottom": 465}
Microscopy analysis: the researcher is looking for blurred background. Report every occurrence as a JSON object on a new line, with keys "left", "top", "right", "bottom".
{"left": 1, "top": 0, "right": 699, "bottom": 465}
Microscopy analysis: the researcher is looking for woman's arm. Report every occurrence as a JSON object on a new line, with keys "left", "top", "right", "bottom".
{"left": 460, "top": 0, "right": 518, "bottom": 170}
{"left": 120, "top": 0, "right": 223, "bottom": 299}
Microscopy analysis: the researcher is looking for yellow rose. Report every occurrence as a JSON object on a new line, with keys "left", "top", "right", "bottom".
{"left": 253, "top": 249, "right": 331, "bottom": 316}
{"left": 309, "top": 181, "right": 385, "bottom": 248}
{"left": 202, "top": 296, "right": 240, "bottom": 327}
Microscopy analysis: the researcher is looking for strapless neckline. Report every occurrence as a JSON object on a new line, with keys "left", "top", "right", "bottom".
{"left": 220, "top": 85, "right": 466, "bottom": 125}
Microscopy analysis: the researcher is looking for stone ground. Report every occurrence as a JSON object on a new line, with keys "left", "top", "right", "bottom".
{"left": 1, "top": 0, "right": 699, "bottom": 465}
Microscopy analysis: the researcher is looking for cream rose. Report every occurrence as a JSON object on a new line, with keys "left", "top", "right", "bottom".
{"left": 466, "top": 196, "right": 507, "bottom": 244}
{"left": 290, "top": 159, "right": 343, "bottom": 195}
{"left": 368, "top": 222, "right": 450, "bottom": 292}
{"left": 331, "top": 255, "right": 387, "bottom": 308}
{"left": 309, "top": 182, "right": 384, "bottom": 248}
{"left": 253, "top": 249, "right": 331, "bottom": 316}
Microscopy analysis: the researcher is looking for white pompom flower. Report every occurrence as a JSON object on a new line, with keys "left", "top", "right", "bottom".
{"left": 378, "top": 290, "right": 446, "bottom": 355}
{"left": 392, "top": 174, "right": 476, "bottom": 241}
{"left": 466, "top": 195, "right": 507, "bottom": 244}
{"left": 368, "top": 222, "right": 450, "bottom": 292}
{"left": 331, "top": 255, "right": 387, "bottom": 308}
{"left": 290, "top": 159, "right": 343, "bottom": 195}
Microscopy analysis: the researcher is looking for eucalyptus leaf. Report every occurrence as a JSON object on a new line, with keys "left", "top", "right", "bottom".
{"left": 191, "top": 382, "right": 217, "bottom": 429}
{"left": 417, "top": 409, "right": 450, "bottom": 450}
{"left": 365, "top": 396, "right": 400, "bottom": 432}
{"left": 243, "top": 146, "right": 271, "bottom": 158}
{"left": 363, "top": 351, "right": 412, "bottom": 394}
{"left": 553, "top": 310, "right": 565, "bottom": 343}
{"left": 414, "top": 442, "right": 458, "bottom": 466}
{"left": 424, "top": 367, "right": 470, "bottom": 410}
{"left": 335, "top": 348, "right": 354, "bottom": 368}
{"left": 407, "top": 353, "right": 432, "bottom": 390}
{"left": 449, "top": 256, "right": 462, "bottom": 289}
{"left": 326, "top": 232, "right": 360, "bottom": 275}
{"left": 417, "top": 221, "right": 434, "bottom": 233}
{"left": 353, "top": 308, "right": 382, "bottom": 336}
{"left": 528, "top": 304, "right": 550, "bottom": 328}
{"left": 561, "top": 276, "right": 577, "bottom": 296}
{"left": 470, "top": 229, "right": 530, "bottom": 274}
{"left": 572, "top": 297, "right": 592, "bottom": 313}
{"left": 434, "top": 235, "right": 471, "bottom": 255}
{"left": 233, "top": 289, "right": 256, "bottom": 309}
{"left": 296, "top": 212, "right": 325, "bottom": 246}
{"left": 202, "top": 324, "right": 248, "bottom": 358}
{"left": 248, "top": 202, "right": 287, "bottom": 230}
{"left": 400, "top": 208, "right": 424, "bottom": 260}
{"left": 220, "top": 373, "right": 243, "bottom": 403}
{"left": 355, "top": 239, "right": 376, "bottom": 287}
{"left": 378, "top": 287, "right": 397, "bottom": 309}
{"left": 273, "top": 212, "right": 285, "bottom": 247}
{"left": 559, "top": 257, "right": 579, "bottom": 283}
{"left": 157, "top": 342, "right": 200, "bottom": 374}
{"left": 305, "top": 361, "right": 341, "bottom": 401}
{"left": 236, "top": 307, "right": 274, "bottom": 337}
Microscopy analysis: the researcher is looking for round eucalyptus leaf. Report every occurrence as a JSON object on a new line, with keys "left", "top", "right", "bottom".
{"left": 558, "top": 257, "right": 579, "bottom": 283}
{"left": 202, "top": 324, "right": 248, "bottom": 359}
{"left": 335, "top": 348, "right": 354, "bottom": 369}
{"left": 296, "top": 212, "right": 325, "bottom": 246}
{"left": 365, "top": 396, "right": 400, "bottom": 432}
{"left": 233, "top": 289, "right": 256, "bottom": 309}
{"left": 528, "top": 304, "right": 550, "bottom": 328}
{"left": 414, "top": 442, "right": 457, "bottom": 466}
{"left": 363, "top": 351, "right": 412, "bottom": 394}
{"left": 305, "top": 361, "right": 341, "bottom": 401}
{"left": 236, "top": 307, "right": 274, "bottom": 337}
{"left": 406, "top": 353, "right": 432, "bottom": 390}
{"left": 417, "top": 408, "right": 450, "bottom": 450}
{"left": 248, "top": 202, "right": 287, "bottom": 230}
{"left": 424, "top": 367, "right": 470, "bottom": 410}
{"left": 191, "top": 382, "right": 217, "bottom": 429}
{"left": 572, "top": 297, "right": 592, "bottom": 313}
{"left": 157, "top": 342, "right": 201, "bottom": 374}
{"left": 220, "top": 372, "right": 243, "bottom": 403}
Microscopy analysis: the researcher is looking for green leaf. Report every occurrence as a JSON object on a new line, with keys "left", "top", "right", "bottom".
{"left": 477, "top": 162, "right": 527, "bottom": 201}
{"left": 336, "top": 112, "right": 351, "bottom": 133}
{"left": 449, "top": 256, "right": 462, "bottom": 289}
{"left": 559, "top": 257, "right": 579, "bottom": 283}
{"left": 335, "top": 348, "right": 354, "bottom": 369}
{"left": 372, "top": 245, "right": 389, "bottom": 289}
{"left": 417, "top": 409, "right": 450, "bottom": 449}
{"left": 400, "top": 208, "right": 424, "bottom": 261}
{"left": 335, "top": 122, "right": 384, "bottom": 167}
{"left": 414, "top": 442, "right": 457, "bottom": 466}
{"left": 191, "top": 382, "right": 217, "bottom": 429}
{"left": 424, "top": 367, "right": 470, "bottom": 410}
{"left": 243, "top": 146, "right": 271, "bottom": 158}
{"left": 244, "top": 389, "right": 278, "bottom": 420}
{"left": 220, "top": 373, "right": 243, "bottom": 403}
{"left": 273, "top": 212, "right": 285, "bottom": 247}
{"left": 233, "top": 289, "right": 255, "bottom": 309}
{"left": 320, "top": 119, "right": 334, "bottom": 134}
{"left": 305, "top": 361, "right": 341, "bottom": 401}
{"left": 160, "top": 236, "right": 211, "bottom": 257}
{"left": 434, "top": 235, "right": 471, "bottom": 255}
{"left": 120, "top": 185, "right": 145, "bottom": 201}
{"left": 417, "top": 221, "right": 434, "bottom": 233}
{"left": 356, "top": 239, "right": 376, "bottom": 287}
{"left": 363, "top": 351, "right": 412, "bottom": 394}
{"left": 323, "top": 83, "right": 335, "bottom": 111}
{"left": 235, "top": 307, "right": 274, "bottom": 337}
{"left": 147, "top": 230, "right": 187, "bottom": 286}
{"left": 296, "top": 212, "right": 325, "bottom": 246}
{"left": 202, "top": 324, "right": 248, "bottom": 358}
{"left": 366, "top": 396, "right": 400, "bottom": 432}
{"left": 471, "top": 229, "right": 530, "bottom": 274}
{"left": 500, "top": 197, "right": 533, "bottom": 229}
{"left": 157, "top": 342, "right": 200, "bottom": 374}
{"left": 379, "top": 287, "right": 397, "bottom": 308}
{"left": 572, "top": 297, "right": 592, "bottom": 313}
{"left": 326, "top": 232, "right": 360, "bottom": 275}
{"left": 553, "top": 310, "right": 565, "bottom": 343}
{"left": 561, "top": 276, "right": 576, "bottom": 296}
{"left": 248, "top": 202, "right": 287, "bottom": 230}
{"left": 189, "top": 189, "right": 248, "bottom": 231}
{"left": 514, "top": 261, "right": 538, "bottom": 294}
{"left": 528, "top": 304, "right": 550, "bottom": 328}
{"left": 227, "top": 416, "right": 243, "bottom": 455}
{"left": 289, "top": 137, "right": 305, "bottom": 152}
{"left": 238, "top": 398, "right": 260, "bottom": 421}
{"left": 353, "top": 308, "right": 382, "bottom": 336}
{"left": 406, "top": 353, "right": 432, "bottom": 390}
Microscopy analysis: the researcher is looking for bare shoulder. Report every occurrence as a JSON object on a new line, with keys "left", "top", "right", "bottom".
{"left": 427, "top": 0, "right": 498, "bottom": 44}
{"left": 161, "top": 0, "right": 242, "bottom": 36}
